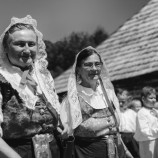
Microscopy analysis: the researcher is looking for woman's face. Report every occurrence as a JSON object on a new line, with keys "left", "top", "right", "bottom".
{"left": 6, "top": 29, "right": 37, "bottom": 68}
{"left": 142, "top": 93, "right": 156, "bottom": 109}
{"left": 77, "top": 53, "right": 102, "bottom": 87}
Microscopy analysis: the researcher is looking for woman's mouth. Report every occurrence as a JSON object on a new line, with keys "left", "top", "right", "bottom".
{"left": 20, "top": 56, "right": 32, "bottom": 63}
{"left": 89, "top": 72, "right": 100, "bottom": 78}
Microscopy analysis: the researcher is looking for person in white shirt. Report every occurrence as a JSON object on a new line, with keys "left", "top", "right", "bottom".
{"left": 117, "top": 89, "right": 140, "bottom": 158}
{"left": 134, "top": 86, "right": 158, "bottom": 158}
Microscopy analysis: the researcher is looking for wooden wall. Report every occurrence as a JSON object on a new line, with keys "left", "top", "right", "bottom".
{"left": 113, "top": 71, "right": 158, "bottom": 99}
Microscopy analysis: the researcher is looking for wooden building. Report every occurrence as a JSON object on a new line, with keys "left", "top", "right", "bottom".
{"left": 54, "top": 0, "right": 158, "bottom": 99}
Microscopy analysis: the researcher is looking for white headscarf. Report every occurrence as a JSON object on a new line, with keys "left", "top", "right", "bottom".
{"left": 0, "top": 15, "right": 60, "bottom": 113}
{"left": 61, "top": 46, "right": 117, "bottom": 130}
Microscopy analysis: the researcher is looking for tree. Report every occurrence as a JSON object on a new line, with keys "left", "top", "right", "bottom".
{"left": 91, "top": 27, "right": 108, "bottom": 46}
{"left": 44, "top": 27, "right": 108, "bottom": 78}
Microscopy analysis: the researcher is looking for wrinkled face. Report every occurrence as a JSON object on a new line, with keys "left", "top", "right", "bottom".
{"left": 6, "top": 29, "right": 37, "bottom": 68}
{"left": 77, "top": 54, "right": 102, "bottom": 87}
{"left": 142, "top": 93, "right": 156, "bottom": 109}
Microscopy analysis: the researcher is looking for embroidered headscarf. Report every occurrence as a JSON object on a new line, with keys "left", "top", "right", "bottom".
{"left": 61, "top": 46, "right": 115, "bottom": 129}
{"left": 0, "top": 15, "right": 60, "bottom": 113}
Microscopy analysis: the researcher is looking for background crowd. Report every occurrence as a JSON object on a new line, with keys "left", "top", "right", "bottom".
{"left": 116, "top": 86, "right": 158, "bottom": 158}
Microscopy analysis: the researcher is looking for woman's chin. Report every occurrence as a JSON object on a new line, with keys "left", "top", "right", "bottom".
{"left": 14, "top": 59, "right": 33, "bottom": 69}
{"left": 90, "top": 75, "right": 99, "bottom": 80}
{"left": 20, "top": 58, "right": 33, "bottom": 65}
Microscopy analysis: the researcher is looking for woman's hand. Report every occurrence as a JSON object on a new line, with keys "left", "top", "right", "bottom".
{"left": 57, "top": 123, "right": 70, "bottom": 139}
{"left": 109, "top": 126, "right": 117, "bottom": 134}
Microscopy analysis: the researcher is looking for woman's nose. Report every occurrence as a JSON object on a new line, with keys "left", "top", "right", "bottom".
{"left": 91, "top": 64, "right": 97, "bottom": 70}
{"left": 24, "top": 44, "right": 30, "bottom": 53}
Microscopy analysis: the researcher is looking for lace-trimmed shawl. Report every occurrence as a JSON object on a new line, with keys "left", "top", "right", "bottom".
{"left": 63, "top": 46, "right": 115, "bottom": 129}
{"left": 0, "top": 15, "right": 60, "bottom": 113}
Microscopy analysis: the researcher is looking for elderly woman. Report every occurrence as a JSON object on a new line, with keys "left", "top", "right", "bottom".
{"left": 60, "top": 46, "right": 131, "bottom": 158}
{"left": 0, "top": 15, "right": 62, "bottom": 158}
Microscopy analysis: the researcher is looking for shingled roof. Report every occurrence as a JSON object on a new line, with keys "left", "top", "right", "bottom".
{"left": 54, "top": 0, "right": 158, "bottom": 94}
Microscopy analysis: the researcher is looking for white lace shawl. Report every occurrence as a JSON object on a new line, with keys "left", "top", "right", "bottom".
{"left": 0, "top": 15, "right": 60, "bottom": 113}
{"left": 61, "top": 46, "right": 120, "bottom": 130}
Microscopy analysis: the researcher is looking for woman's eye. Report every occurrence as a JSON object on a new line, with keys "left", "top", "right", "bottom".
{"left": 14, "top": 42, "right": 36, "bottom": 47}
{"left": 15, "top": 42, "right": 25, "bottom": 47}
{"left": 84, "top": 63, "right": 92, "bottom": 67}
{"left": 95, "top": 62, "right": 102, "bottom": 67}
{"left": 28, "top": 42, "right": 36, "bottom": 47}
{"left": 83, "top": 62, "right": 102, "bottom": 68}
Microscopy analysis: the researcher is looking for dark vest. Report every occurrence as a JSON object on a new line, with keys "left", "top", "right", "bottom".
{"left": 0, "top": 74, "right": 58, "bottom": 139}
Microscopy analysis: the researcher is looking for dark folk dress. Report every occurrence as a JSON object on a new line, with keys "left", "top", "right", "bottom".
{"left": 74, "top": 96, "right": 120, "bottom": 158}
{"left": 0, "top": 75, "right": 60, "bottom": 158}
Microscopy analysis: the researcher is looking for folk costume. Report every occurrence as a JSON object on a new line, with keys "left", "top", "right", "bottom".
{"left": 0, "top": 15, "right": 61, "bottom": 158}
{"left": 60, "top": 46, "right": 126, "bottom": 158}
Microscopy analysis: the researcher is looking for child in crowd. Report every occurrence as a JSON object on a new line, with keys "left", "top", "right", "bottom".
{"left": 129, "top": 99, "right": 142, "bottom": 113}
{"left": 134, "top": 86, "right": 158, "bottom": 158}
{"left": 116, "top": 88, "right": 132, "bottom": 112}
{"left": 117, "top": 88, "right": 140, "bottom": 158}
